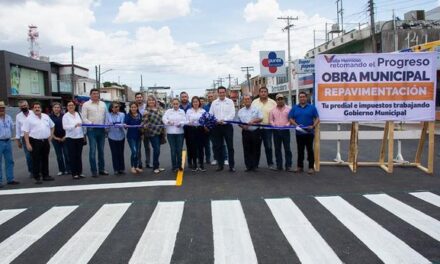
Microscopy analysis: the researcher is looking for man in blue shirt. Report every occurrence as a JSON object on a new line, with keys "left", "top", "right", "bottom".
{"left": 0, "top": 101, "right": 19, "bottom": 187}
{"left": 288, "top": 91, "right": 320, "bottom": 174}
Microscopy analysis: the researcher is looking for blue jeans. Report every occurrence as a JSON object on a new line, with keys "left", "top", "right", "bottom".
{"left": 273, "top": 130, "right": 292, "bottom": 169}
{"left": 0, "top": 140, "right": 14, "bottom": 183}
{"left": 87, "top": 128, "right": 106, "bottom": 173}
{"left": 259, "top": 129, "right": 274, "bottom": 166}
{"left": 108, "top": 138, "right": 125, "bottom": 172}
{"left": 21, "top": 137, "right": 32, "bottom": 174}
{"left": 127, "top": 137, "right": 141, "bottom": 168}
{"left": 149, "top": 135, "right": 161, "bottom": 169}
{"left": 167, "top": 134, "right": 184, "bottom": 170}
{"left": 52, "top": 139, "right": 70, "bottom": 173}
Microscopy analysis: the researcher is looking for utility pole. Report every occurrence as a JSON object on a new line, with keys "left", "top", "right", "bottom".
{"left": 98, "top": 65, "right": 101, "bottom": 88}
{"left": 235, "top": 78, "right": 239, "bottom": 85}
{"left": 212, "top": 80, "right": 217, "bottom": 89}
{"left": 336, "top": 0, "right": 344, "bottom": 33}
{"left": 95, "top": 65, "right": 99, "bottom": 89}
{"left": 225, "top": 74, "right": 233, "bottom": 88}
{"left": 278, "top": 16, "right": 298, "bottom": 105}
{"left": 368, "top": 0, "right": 377, "bottom": 53}
{"left": 241, "top": 66, "right": 254, "bottom": 94}
{"left": 217, "top": 77, "right": 224, "bottom": 87}
{"left": 71, "top": 45, "right": 75, "bottom": 98}
{"left": 140, "top": 74, "right": 144, "bottom": 93}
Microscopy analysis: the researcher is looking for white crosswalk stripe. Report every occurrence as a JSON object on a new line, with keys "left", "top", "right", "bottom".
{"left": 265, "top": 198, "right": 343, "bottom": 264}
{"left": 0, "top": 209, "right": 26, "bottom": 226}
{"left": 316, "top": 196, "right": 431, "bottom": 264}
{"left": 0, "top": 193, "right": 438, "bottom": 263}
{"left": 365, "top": 193, "right": 440, "bottom": 242}
{"left": 47, "top": 203, "right": 131, "bottom": 264}
{"left": 410, "top": 191, "right": 440, "bottom": 207}
{"left": 129, "top": 201, "right": 184, "bottom": 264}
{"left": 0, "top": 206, "right": 77, "bottom": 264}
{"left": 212, "top": 200, "right": 258, "bottom": 264}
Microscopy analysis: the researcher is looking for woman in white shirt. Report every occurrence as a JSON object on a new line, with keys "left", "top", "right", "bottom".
{"left": 62, "top": 101, "right": 85, "bottom": 179}
{"left": 186, "top": 96, "right": 207, "bottom": 172}
{"left": 162, "top": 98, "right": 186, "bottom": 172}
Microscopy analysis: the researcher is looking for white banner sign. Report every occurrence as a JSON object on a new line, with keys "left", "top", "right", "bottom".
{"left": 259, "top": 50, "right": 286, "bottom": 76}
{"left": 315, "top": 53, "right": 437, "bottom": 122}
{"left": 294, "top": 59, "right": 314, "bottom": 74}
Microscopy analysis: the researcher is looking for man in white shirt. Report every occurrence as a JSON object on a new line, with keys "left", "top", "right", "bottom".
{"left": 209, "top": 86, "right": 236, "bottom": 172}
{"left": 15, "top": 100, "right": 33, "bottom": 177}
{"left": 135, "top": 92, "right": 151, "bottom": 169}
{"left": 81, "top": 88, "right": 108, "bottom": 177}
{"left": 23, "top": 102, "right": 55, "bottom": 184}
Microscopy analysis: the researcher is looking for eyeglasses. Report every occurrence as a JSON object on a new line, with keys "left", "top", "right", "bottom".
{"left": 113, "top": 106, "right": 120, "bottom": 108}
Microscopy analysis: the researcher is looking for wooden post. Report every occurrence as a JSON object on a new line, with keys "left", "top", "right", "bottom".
{"left": 415, "top": 122, "right": 428, "bottom": 165}
{"left": 427, "top": 121, "right": 435, "bottom": 174}
{"left": 387, "top": 122, "right": 394, "bottom": 173}
{"left": 348, "top": 122, "right": 359, "bottom": 172}
{"left": 379, "top": 121, "right": 389, "bottom": 165}
{"left": 314, "top": 123, "right": 321, "bottom": 172}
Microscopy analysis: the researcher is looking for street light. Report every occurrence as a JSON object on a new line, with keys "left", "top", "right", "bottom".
{"left": 95, "top": 65, "right": 113, "bottom": 88}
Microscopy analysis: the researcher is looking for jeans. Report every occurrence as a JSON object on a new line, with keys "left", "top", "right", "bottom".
{"left": 20, "top": 137, "right": 32, "bottom": 174}
{"left": 149, "top": 135, "right": 161, "bottom": 169}
{"left": 0, "top": 140, "right": 14, "bottom": 183}
{"left": 212, "top": 124, "right": 235, "bottom": 168}
{"left": 258, "top": 129, "right": 274, "bottom": 166}
{"left": 139, "top": 136, "right": 151, "bottom": 167}
{"left": 87, "top": 128, "right": 106, "bottom": 174}
{"left": 167, "top": 134, "right": 184, "bottom": 170}
{"left": 296, "top": 133, "right": 315, "bottom": 169}
{"left": 108, "top": 138, "right": 125, "bottom": 172}
{"left": 127, "top": 137, "right": 141, "bottom": 168}
{"left": 65, "top": 138, "right": 83, "bottom": 176}
{"left": 51, "top": 139, "right": 70, "bottom": 173}
{"left": 273, "top": 130, "right": 292, "bottom": 169}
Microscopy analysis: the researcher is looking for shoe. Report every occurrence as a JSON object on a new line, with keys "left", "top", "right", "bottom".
{"left": 216, "top": 166, "right": 224, "bottom": 171}
{"left": 146, "top": 164, "right": 153, "bottom": 169}
{"left": 79, "top": 174, "right": 86, "bottom": 178}
{"left": 91, "top": 172, "right": 99, "bottom": 178}
{"left": 191, "top": 166, "right": 197, "bottom": 172}
{"left": 229, "top": 167, "right": 236, "bottom": 172}
{"left": 99, "top": 170, "right": 109, "bottom": 176}
{"left": 136, "top": 168, "right": 143, "bottom": 173}
{"left": 245, "top": 168, "right": 252, "bottom": 172}
{"left": 42, "top": 176, "right": 55, "bottom": 181}
{"left": 118, "top": 171, "right": 126, "bottom": 175}
{"left": 64, "top": 171, "right": 71, "bottom": 175}
{"left": 159, "top": 168, "right": 165, "bottom": 172}
{"left": 7, "top": 180, "right": 20, "bottom": 185}
{"left": 307, "top": 168, "right": 315, "bottom": 174}
{"left": 131, "top": 167, "right": 137, "bottom": 174}
{"left": 293, "top": 167, "right": 304, "bottom": 173}
{"left": 268, "top": 165, "right": 277, "bottom": 171}
{"left": 211, "top": 160, "right": 217, "bottom": 165}
{"left": 224, "top": 160, "right": 229, "bottom": 166}
{"left": 73, "top": 175, "right": 80, "bottom": 179}
{"left": 199, "top": 167, "right": 206, "bottom": 172}
{"left": 286, "top": 167, "right": 295, "bottom": 172}
{"left": 57, "top": 172, "right": 63, "bottom": 176}
{"left": 153, "top": 169, "right": 160, "bottom": 174}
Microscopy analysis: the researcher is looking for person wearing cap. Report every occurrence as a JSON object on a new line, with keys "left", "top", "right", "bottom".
{"left": 0, "top": 101, "right": 19, "bottom": 187}
{"left": 23, "top": 102, "right": 55, "bottom": 184}
{"left": 288, "top": 91, "right": 320, "bottom": 174}
{"left": 269, "top": 94, "right": 293, "bottom": 171}
{"left": 237, "top": 94, "right": 263, "bottom": 172}
{"left": 251, "top": 86, "right": 276, "bottom": 170}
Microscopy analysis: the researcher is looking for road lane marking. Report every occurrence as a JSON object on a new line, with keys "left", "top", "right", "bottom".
{"left": 0, "top": 206, "right": 77, "bottom": 264}
{"left": 316, "top": 196, "right": 430, "bottom": 264}
{"left": 129, "top": 201, "right": 185, "bottom": 264}
{"left": 47, "top": 203, "right": 131, "bottom": 264}
{"left": 212, "top": 200, "right": 257, "bottom": 264}
{"left": 0, "top": 209, "right": 26, "bottom": 226}
{"left": 410, "top": 191, "right": 440, "bottom": 207}
{"left": 0, "top": 180, "right": 176, "bottom": 196}
{"left": 265, "top": 198, "right": 342, "bottom": 264}
{"left": 365, "top": 193, "right": 440, "bottom": 241}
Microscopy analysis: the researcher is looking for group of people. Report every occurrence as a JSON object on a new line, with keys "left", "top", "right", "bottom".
{"left": 0, "top": 85, "right": 319, "bottom": 187}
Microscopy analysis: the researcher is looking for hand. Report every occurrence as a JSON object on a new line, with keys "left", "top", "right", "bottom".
{"left": 75, "top": 123, "right": 81, "bottom": 128}
{"left": 16, "top": 139, "right": 22, "bottom": 149}
{"left": 61, "top": 137, "right": 66, "bottom": 142}
{"left": 307, "top": 125, "right": 314, "bottom": 130}
{"left": 26, "top": 144, "right": 32, "bottom": 152}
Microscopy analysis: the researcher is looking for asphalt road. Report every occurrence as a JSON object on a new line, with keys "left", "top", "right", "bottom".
{"left": 0, "top": 124, "right": 439, "bottom": 264}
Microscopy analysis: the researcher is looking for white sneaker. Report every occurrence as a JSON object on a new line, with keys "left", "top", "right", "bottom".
{"left": 224, "top": 160, "right": 229, "bottom": 166}
{"left": 57, "top": 172, "right": 63, "bottom": 176}
{"left": 211, "top": 160, "right": 217, "bottom": 165}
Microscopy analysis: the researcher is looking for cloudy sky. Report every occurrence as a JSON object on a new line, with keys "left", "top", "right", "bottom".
{"left": 0, "top": 0, "right": 438, "bottom": 96}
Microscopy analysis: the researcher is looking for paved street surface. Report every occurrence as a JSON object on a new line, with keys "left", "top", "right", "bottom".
{"left": 0, "top": 125, "right": 439, "bottom": 263}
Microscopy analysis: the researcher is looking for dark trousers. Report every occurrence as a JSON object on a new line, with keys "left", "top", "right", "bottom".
{"left": 51, "top": 139, "right": 70, "bottom": 173}
{"left": 204, "top": 132, "right": 211, "bottom": 163}
{"left": 184, "top": 126, "right": 193, "bottom": 166}
{"left": 65, "top": 138, "right": 84, "bottom": 176}
{"left": 296, "top": 134, "right": 315, "bottom": 169}
{"left": 273, "top": 130, "right": 292, "bottom": 169}
{"left": 149, "top": 135, "right": 161, "bottom": 169}
{"left": 257, "top": 129, "right": 274, "bottom": 167}
{"left": 212, "top": 124, "right": 234, "bottom": 168}
{"left": 139, "top": 136, "right": 151, "bottom": 167}
{"left": 242, "top": 129, "right": 261, "bottom": 170}
{"left": 187, "top": 126, "right": 207, "bottom": 168}
{"left": 108, "top": 138, "right": 125, "bottom": 172}
{"left": 29, "top": 137, "right": 50, "bottom": 179}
